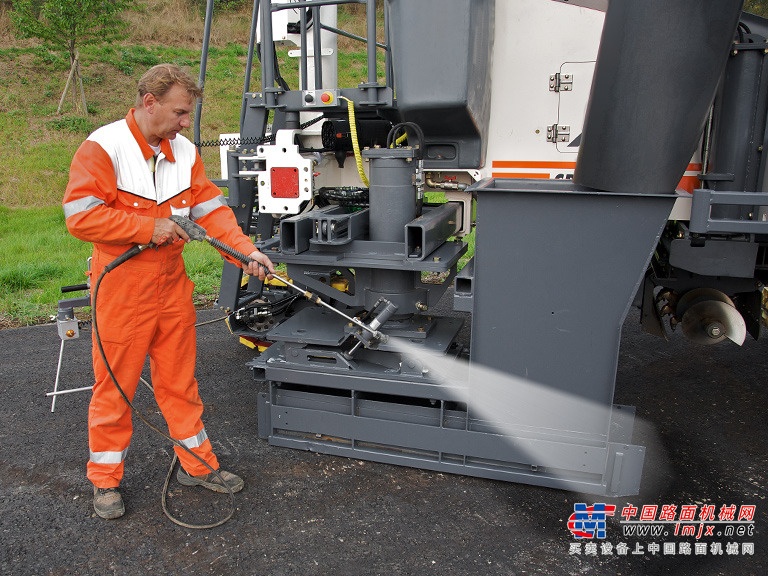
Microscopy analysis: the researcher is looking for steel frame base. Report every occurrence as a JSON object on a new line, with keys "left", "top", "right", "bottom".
{"left": 255, "top": 352, "right": 645, "bottom": 497}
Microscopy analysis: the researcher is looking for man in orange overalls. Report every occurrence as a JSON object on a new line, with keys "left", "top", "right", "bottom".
{"left": 63, "top": 64, "right": 275, "bottom": 519}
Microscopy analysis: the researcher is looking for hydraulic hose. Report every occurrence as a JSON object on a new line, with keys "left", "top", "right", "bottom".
{"left": 386, "top": 122, "right": 425, "bottom": 157}
{"left": 92, "top": 244, "right": 236, "bottom": 529}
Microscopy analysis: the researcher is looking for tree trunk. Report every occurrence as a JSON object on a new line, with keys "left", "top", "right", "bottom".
{"left": 57, "top": 51, "right": 88, "bottom": 116}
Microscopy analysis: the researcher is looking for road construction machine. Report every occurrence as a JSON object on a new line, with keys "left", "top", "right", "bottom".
{"left": 196, "top": 0, "right": 765, "bottom": 496}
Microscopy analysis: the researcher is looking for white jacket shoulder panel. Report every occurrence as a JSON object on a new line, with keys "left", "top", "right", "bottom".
{"left": 87, "top": 121, "right": 195, "bottom": 204}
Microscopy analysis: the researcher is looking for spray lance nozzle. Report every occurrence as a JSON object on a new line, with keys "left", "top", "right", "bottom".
{"left": 343, "top": 297, "right": 398, "bottom": 357}
{"left": 169, "top": 215, "right": 395, "bottom": 347}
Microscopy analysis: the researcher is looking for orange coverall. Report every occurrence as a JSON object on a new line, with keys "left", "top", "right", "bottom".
{"left": 63, "top": 110, "right": 256, "bottom": 488}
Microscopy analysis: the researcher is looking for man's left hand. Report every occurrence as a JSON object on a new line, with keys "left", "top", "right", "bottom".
{"left": 244, "top": 250, "right": 275, "bottom": 281}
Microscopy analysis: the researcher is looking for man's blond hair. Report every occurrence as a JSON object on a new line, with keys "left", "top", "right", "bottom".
{"left": 136, "top": 63, "right": 203, "bottom": 106}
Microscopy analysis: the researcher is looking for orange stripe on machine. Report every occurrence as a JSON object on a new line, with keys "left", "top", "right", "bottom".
{"left": 490, "top": 161, "right": 703, "bottom": 190}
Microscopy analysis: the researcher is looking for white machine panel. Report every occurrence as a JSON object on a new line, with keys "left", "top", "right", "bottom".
{"left": 255, "top": 130, "right": 314, "bottom": 215}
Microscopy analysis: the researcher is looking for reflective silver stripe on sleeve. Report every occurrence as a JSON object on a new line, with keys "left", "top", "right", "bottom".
{"left": 177, "top": 428, "right": 209, "bottom": 449}
{"left": 63, "top": 196, "right": 105, "bottom": 218}
{"left": 190, "top": 196, "right": 227, "bottom": 220}
{"left": 90, "top": 447, "right": 129, "bottom": 465}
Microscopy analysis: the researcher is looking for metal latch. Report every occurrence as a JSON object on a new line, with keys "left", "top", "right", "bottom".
{"left": 547, "top": 124, "right": 570, "bottom": 143}
{"left": 549, "top": 72, "right": 573, "bottom": 92}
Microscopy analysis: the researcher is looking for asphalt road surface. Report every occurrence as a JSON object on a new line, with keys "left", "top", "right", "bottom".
{"left": 1, "top": 300, "right": 765, "bottom": 575}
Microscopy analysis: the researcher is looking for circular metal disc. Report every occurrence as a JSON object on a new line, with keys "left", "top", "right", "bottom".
{"left": 676, "top": 288, "right": 735, "bottom": 319}
{"left": 681, "top": 300, "right": 746, "bottom": 346}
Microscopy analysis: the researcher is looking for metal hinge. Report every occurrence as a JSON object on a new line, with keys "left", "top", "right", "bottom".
{"left": 547, "top": 124, "right": 570, "bottom": 143}
{"left": 549, "top": 72, "right": 573, "bottom": 92}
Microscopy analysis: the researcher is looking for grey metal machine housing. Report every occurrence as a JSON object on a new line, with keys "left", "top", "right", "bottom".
{"left": 197, "top": 0, "right": 765, "bottom": 496}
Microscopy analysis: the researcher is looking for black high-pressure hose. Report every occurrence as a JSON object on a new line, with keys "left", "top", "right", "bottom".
{"left": 92, "top": 244, "right": 236, "bottom": 529}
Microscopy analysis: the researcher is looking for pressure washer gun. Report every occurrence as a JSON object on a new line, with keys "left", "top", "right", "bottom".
{"left": 169, "top": 215, "right": 396, "bottom": 350}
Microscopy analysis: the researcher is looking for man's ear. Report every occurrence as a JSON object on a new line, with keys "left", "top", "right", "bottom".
{"left": 142, "top": 92, "right": 158, "bottom": 112}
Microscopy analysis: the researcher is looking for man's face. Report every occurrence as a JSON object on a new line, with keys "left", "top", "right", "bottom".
{"left": 148, "top": 84, "right": 194, "bottom": 143}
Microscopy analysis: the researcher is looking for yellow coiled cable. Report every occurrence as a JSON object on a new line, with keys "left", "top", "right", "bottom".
{"left": 341, "top": 96, "right": 370, "bottom": 187}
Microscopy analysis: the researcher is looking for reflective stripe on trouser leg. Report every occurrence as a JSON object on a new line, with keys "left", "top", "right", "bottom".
{"left": 89, "top": 447, "right": 130, "bottom": 487}
{"left": 172, "top": 427, "right": 218, "bottom": 476}
{"left": 177, "top": 428, "right": 209, "bottom": 449}
{"left": 90, "top": 447, "right": 130, "bottom": 464}
{"left": 149, "top": 264, "right": 219, "bottom": 476}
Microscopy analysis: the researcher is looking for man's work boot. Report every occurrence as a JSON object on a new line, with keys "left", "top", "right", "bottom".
{"left": 93, "top": 487, "right": 125, "bottom": 519}
{"left": 177, "top": 468, "right": 244, "bottom": 493}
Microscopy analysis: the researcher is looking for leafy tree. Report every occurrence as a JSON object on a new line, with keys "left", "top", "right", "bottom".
{"left": 11, "top": 0, "right": 137, "bottom": 113}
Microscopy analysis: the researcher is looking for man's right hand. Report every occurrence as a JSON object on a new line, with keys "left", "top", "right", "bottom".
{"left": 152, "top": 218, "right": 190, "bottom": 246}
